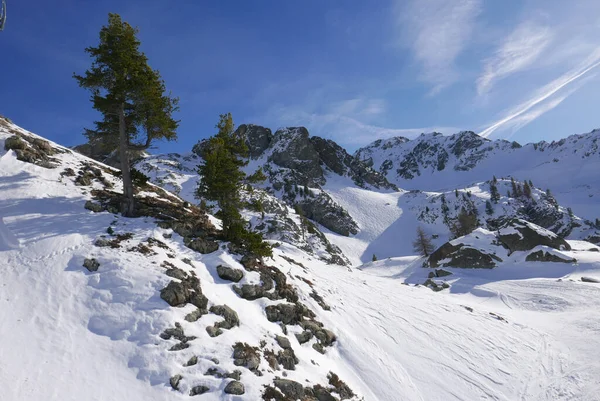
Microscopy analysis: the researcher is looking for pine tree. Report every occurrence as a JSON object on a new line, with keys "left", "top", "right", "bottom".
{"left": 74, "top": 13, "right": 179, "bottom": 216}
{"left": 450, "top": 207, "right": 478, "bottom": 238}
{"left": 492, "top": 175, "right": 498, "bottom": 184}
{"left": 523, "top": 180, "right": 532, "bottom": 199}
{"left": 372, "top": 254, "right": 378, "bottom": 262}
{"left": 413, "top": 226, "right": 435, "bottom": 256}
{"left": 196, "top": 113, "right": 271, "bottom": 257}
{"left": 490, "top": 181, "right": 500, "bottom": 203}
{"left": 485, "top": 200, "right": 494, "bottom": 215}
{"left": 510, "top": 177, "right": 521, "bottom": 198}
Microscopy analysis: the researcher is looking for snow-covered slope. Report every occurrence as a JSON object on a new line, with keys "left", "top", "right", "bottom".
{"left": 3, "top": 118, "right": 600, "bottom": 401}
{"left": 355, "top": 130, "right": 600, "bottom": 221}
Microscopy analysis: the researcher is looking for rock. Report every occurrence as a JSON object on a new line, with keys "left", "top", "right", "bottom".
{"left": 84, "top": 201, "right": 104, "bottom": 213}
{"left": 189, "top": 385, "right": 210, "bottom": 396}
{"left": 275, "top": 335, "right": 291, "bottom": 349}
{"left": 526, "top": 249, "right": 576, "bottom": 263}
{"left": 184, "top": 237, "right": 219, "bottom": 254}
{"left": 312, "top": 343, "right": 325, "bottom": 354}
{"left": 237, "top": 124, "right": 273, "bottom": 159}
{"left": 295, "top": 330, "right": 313, "bottom": 344}
{"left": 313, "top": 387, "right": 337, "bottom": 401}
{"left": 314, "top": 329, "right": 336, "bottom": 346}
{"left": 210, "top": 305, "right": 240, "bottom": 329}
{"left": 435, "top": 269, "right": 452, "bottom": 277}
{"left": 169, "top": 374, "right": 182, "bottom": 390}
{"left": 184, "top": 308, "right": 206, "bottom": 322}
{"left": 94, "top": 238, "right": 112, "bottom": 247}
{"left": 581, "top": 277, "right": 600, "bottom": 283}
{"left": 232, "top": 343, "right": 260, "bottom": 372}
{"left": 206, "top": 326, "right": 223, "bottom": 338}
{"left": 165, "top": 266, "right": 188, "bottom": 280}
{"left": 297, "top": 193, "right": 359, "bottom": 237}
{"left": 83, "top": 258, "right": 100, "bottom": 272}
{"left": 160, "top": 281, "right": 191, "bottom": 307}
{"left": 223, "top": 380, "right": 245, "bottom": 395}
{"left": 498, "top": 218, "right": 571, "bottom": 253}
{"left": 277, "top": 348, "right": 299, "bottom": 370}
{"left": 265, "top": 302, "right": 315, "bottom": 325}
{"left": 233, "top": 284, "right": 264, "bottom": 300}
{"left": 184, "top": 356, "right": 198, "bottom": 366}
{"left": 428, "top": 242, "right": 500, "bottom": 269}
{"left": 216, "top": 265, "right": 244, "bottom": 282}
{"left": 169, "top": 342, "right": 190, "bottom": 351}
{"left": 274, "top": 379, "right": 305, "bottom": 399}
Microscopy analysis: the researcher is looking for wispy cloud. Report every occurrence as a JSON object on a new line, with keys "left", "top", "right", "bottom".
{"left": 479, "top": 48, "right": 600, "bottom": 137}
{"left": 477, "top": 20, "right": 553, "bottom": 95}
{"left": 399, "top": 0, "right": 481, "bottom": 93}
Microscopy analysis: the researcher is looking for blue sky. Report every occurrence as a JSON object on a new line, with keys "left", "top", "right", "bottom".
{"left": 1, "top": 0, "right": 599, "bottom": 153}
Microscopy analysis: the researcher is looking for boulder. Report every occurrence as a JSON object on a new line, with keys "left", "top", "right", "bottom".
{"left": 160, "top": 281, "right": 191, "bottom": 307}
{"left": 216, "top": 265, "right": 244, "bottom": 282}
{"left": 83, "top": 258, "right": 100, "bottom": 272}
{"left": 84, "top": 201, "right": 104, "bottom": 213}
{"left": 169, "top": 374, "right": 182, "bottom": 390}
{"left": 525, "top": 249, "right": 576, "bottom": 263}
{"left": 274, "top": 379, "right": 305, "bottom": 399}
{"left": 223, "top": 380, "right": 245, "bottom": 395}
{"left": 275, "top": 335, "right": 291, "bottom": 349}
{"left": 189, "top": 385, "right": 210, "bottom": 396}
{"left": 498, "top": 219, "right": 570, "bottom": 253}
{"left": 210, "top": 305, "right": 240, "bottom": 329}
{"left": 428, "top": 242, "right": 500, "bottom": 269}
{"left": 232, "top": 343, "right": 260, "bottom": 372}
{"left": 184, "top": 237, "right": 219, "bottom": 254}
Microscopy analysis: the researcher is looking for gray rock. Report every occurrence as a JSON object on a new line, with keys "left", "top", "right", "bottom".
{"left": 581, "top": 277, "right": 600, "bottom": 283}
{"left": 314, "top": 329, "right": 336, "bottom": 346}
{"left": 274, "top": 379, "right": 305, "bottom": 399}
{"left": 210, "top": 305, "right": 240, "bottom": 329}
{"left": 206, "top": 326, "right": 223, "bottom": 337}
{"left": 169, "top": 374, "right": 182, "bottom": 390}
{"left": 237, "top": 124, "right": 273, "bottom": 159}
{"left": 165, "top": 267, "right": 188, "bottom": 280}
{"left": 184, "top": 356, "right": 198, "bottom": 366}
{"left": 160, "top": 281, "right": 191, "bottom": 307}
{"left": 232, "top": 343, "right": 260, "bottom": 372}
{"left": 428, "top": 242, "right": 500, "bottom": 269}
{"left": 223, "top": 380, "right": 245, "bottom": 395}
{"left": 83, "top": 258, "right": 100, "bottom": 272}
{"left": 189, "top": 385, "right": 210, "bottom": 396}
{"left": 84, "top": 201, "right": 104, "bottom": 213}
{"left": 216, "top": 265, "right": 244, "bottom": 282}
{"left": 169, "top": 342, "right": 190, "bottom": 351}
{"left": 277, "top": 348, "right": 299, "bottom": 370}
{"left": 233, "top": 284, "right": 264, "bottom": 300}
{"left": 184, "top": 308, "right": 206, "bottom": 322}
{"left": 297, "top": 193, "right": 359, "bottom": 237}
{"left": 498, "top": 218, "right": 571, "bottom": 253}
{"left": 184, "top": 237, "right": 219, "bottom": 254}
{"left": 275, "top": 335, "right": 291, "bottom": 349}
{"left": 526, "top": 250, "right": 576, "bottom": 263}
{"left": 94, "top": 237, "right": 112, "bottom": 247}
{"left": 295, "top": 330, "right": 313, "bottom": 344}
{"left": 265, "top": 303, "right": 315, "bottom": 325}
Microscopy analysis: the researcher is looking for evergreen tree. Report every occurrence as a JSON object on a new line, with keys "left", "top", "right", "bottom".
{"left": 510, "top": 177, "right": 521, "bottom": 198}
{"left": 485, "top": 200, "right": 494, "bottom": 215}
{"left": 492, "top": 175, "right": 498, "bottom": 184}
{"left": 196, "top": 113, "right": 271, "bottom": 257}
{"left": 523, "top": 180, "right": 532, "bottom": 199}
{"left": 490, "top": 181, "right": 500, "bottom": 203}
{"left": 74, "top": 13, "right": 179, "bottom": 216}
{"left": 528, "top": 179, "right": 534, "bottom": 188}
{"left": 455, "top": 189, "right": 459, "bottom": 198}
{"left": 450, "top": 207, "right": 478, "bottom": 238}
{"left": 372, "top": 254, "right": 378, "bottom": 262}
{"left": 413, "top": 226, "right": 435, "bottom": 257}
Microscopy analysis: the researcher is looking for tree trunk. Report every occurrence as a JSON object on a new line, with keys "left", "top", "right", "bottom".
{"left": 118, "top": 104, "right": 135, "bottom": 217}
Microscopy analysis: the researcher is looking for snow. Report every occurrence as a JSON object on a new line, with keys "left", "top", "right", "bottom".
{"left": 2, "top": 118, "right": 600, "bottom": 401}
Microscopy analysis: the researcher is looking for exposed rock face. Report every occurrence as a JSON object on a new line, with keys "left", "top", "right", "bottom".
{"left": 232, "top": 343, "right": 261, "bottom": 373}
{"left": 160, "top": 276, "right": 208, "bottom": 311}
{"left": 274, "top": 379, "right": 305, "bottom": 399}
{"left": 237, "top": 124, "right": 273, "bottom": 159}
{"left": 270, "top": 127, "right": 324, "bottom": 186}
{"left": 526, "top": 249, "right": 576, "bottom": 263}
{"left": 428, "top": 242, "right": 501, "bottom": 269}
{"left": 4, "top": 134, "right": 60, "bottom": 169}
{"left": 189, "top": 385, "right": 210, "bottom": 396}
{"left": 184, "top": 237, "right": 219, "bottom": 254}
{"left": 297, "top": 193, "right": 358, "bottom": 236}
{"left": 497, "top": 219, "right": 571, "bottom": 253}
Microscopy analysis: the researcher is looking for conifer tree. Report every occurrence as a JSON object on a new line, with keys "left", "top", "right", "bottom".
{"left": 523, "top": 180, "right": 532, "bottom": 199}
{"left": 74, "top": 13, "right": 179, "bottom": 216}
{"left": 490, "top": 180, "right": 500, "bottom": 203}
{"left": 372, "top": 254, "right": 378, "bottom": 262}
{"left": 450, "top": 207, "right": 478, "bottom": 238}
{"left": 196, "top": 114, "right": 271, "bottom": 257}
{"left": 413, "top": 226, "right": 435, "bottom": 257}
{"left": 485, "top": 200, "right": 494, "bottom": 215}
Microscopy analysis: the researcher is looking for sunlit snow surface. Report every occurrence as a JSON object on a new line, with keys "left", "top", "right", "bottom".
{"left": 1, "top": 122, "right": 600, "bottom": 401}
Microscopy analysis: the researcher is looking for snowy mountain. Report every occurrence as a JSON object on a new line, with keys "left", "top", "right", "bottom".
{"left": 355, "top": 129, "right": 600, "bottom": 222}
{"left": 2, "top": 115, "right": 600, "bottom": 401}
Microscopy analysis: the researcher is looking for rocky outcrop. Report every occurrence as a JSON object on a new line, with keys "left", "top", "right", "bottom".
{"left": 497, "top": 219, "right": 571, "bottom": 253}
{"left": 216, "top": 265, "right": 244, "bottom": 282}
{"left": 237, "top": 124, "right": 273, "bottom": 159}
{"left": 428, "top": 242, "right": 501, "bottom": 269}
{"left": 525, "top": 249, "right": 576, "bottom": 263}
{"left": 297, "top": 193, "right": 358, "bottom": 236}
